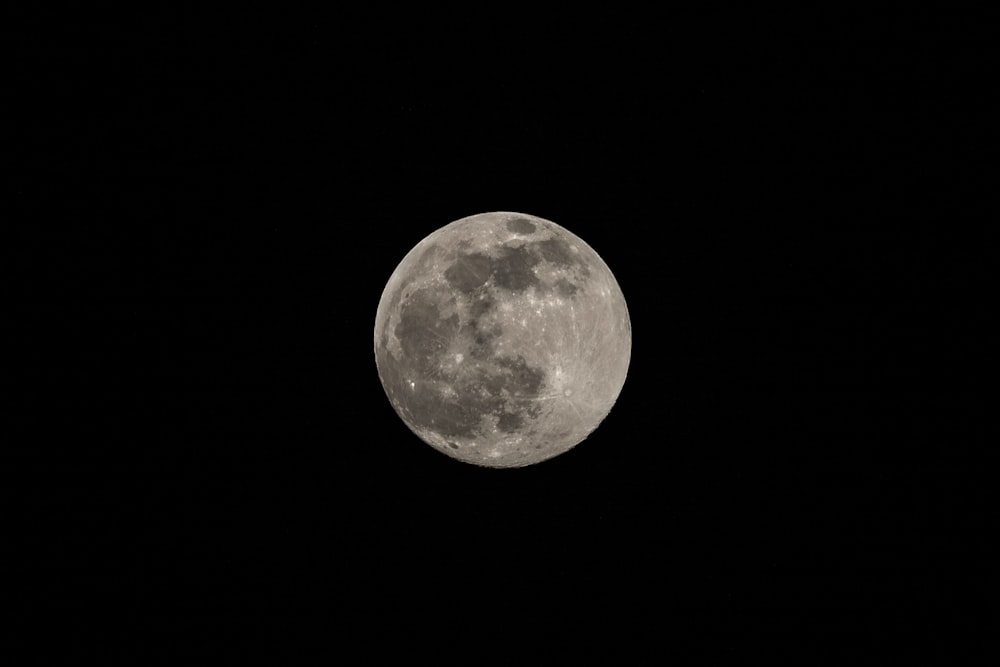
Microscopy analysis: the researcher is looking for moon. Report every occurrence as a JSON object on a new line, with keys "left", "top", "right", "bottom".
{"left": 374, "top": 212, "right": 631, "bottom": 468}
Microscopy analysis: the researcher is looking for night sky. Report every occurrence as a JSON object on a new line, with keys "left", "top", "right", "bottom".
{"left": 14, "top": 8, "right": 993, "bottom": 664}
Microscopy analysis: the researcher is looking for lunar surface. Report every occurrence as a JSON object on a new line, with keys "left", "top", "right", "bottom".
{"left": 374, "top": 212, "right": 631, "bottom": 468}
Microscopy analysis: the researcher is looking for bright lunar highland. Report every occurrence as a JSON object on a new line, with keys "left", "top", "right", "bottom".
{"left": 374, "top": 212, "right": 631, "bottom": 468}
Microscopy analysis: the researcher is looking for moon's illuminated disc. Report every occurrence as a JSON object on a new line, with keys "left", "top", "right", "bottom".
{"left": 374, "top": 212, "right": 631, "bottom": 468}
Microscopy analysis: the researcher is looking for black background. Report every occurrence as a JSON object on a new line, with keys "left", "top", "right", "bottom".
{"left": 13, "top": 8, "right": 994, "bottom": 664}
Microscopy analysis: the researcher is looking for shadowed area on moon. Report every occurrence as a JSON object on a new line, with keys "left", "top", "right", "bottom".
{"left": 444, "top": 252, "right": 492, "bottom": 293}
{"left": 375, "top": 213, "right": 629, "bottom": 467}
{"left": 382, "top": 278, "right": 546, "bottom": 441}
{"left": 493, "top": 245, "right": 542, "bottom": 292}
{"left": 505, "top": 217, "right": 537, "bottom": 235}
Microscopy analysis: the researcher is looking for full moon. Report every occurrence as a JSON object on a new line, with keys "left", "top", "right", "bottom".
{"left": 374, "top": 212, "right": 631, "bottom": 468}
